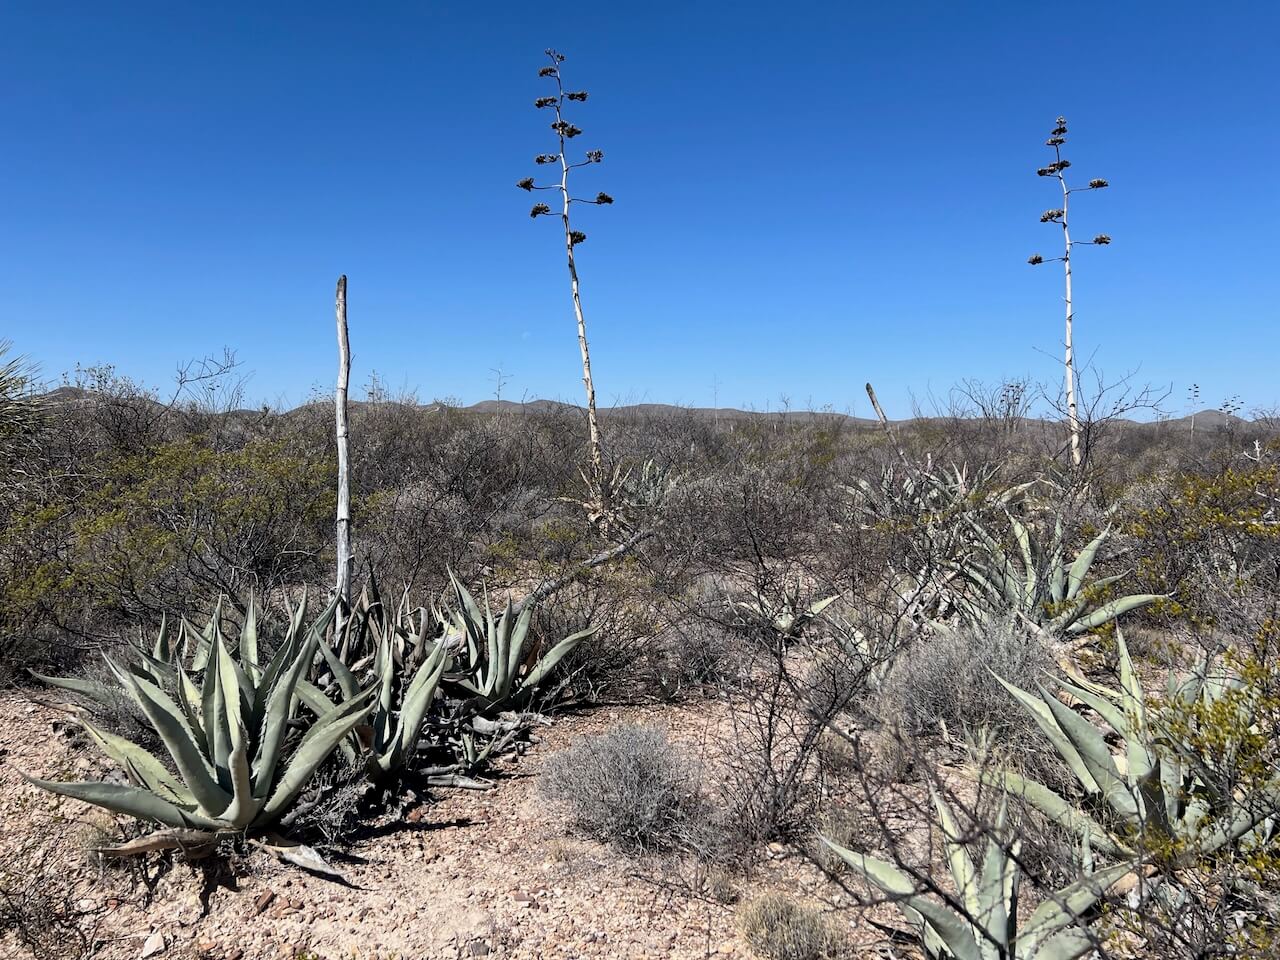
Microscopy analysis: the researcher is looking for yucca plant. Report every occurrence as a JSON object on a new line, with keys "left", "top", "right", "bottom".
{"left": 23, "top": 594, "right": 377, "bottom": 853}
{"left": 948, "top": 514, "right": 1162, "bottom": 639}
{"left": 439, "top": 574, "right": 594, "bottom": 709}
{"left": 984, "top": 630, "right": 1280, "bottom": 863}
{"left": 823, "top": 792, "right": 1131, "bottom": 960}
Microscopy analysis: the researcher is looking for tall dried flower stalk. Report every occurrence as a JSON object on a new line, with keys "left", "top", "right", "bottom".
{"left": 519, "top": 48, "right": 614, "bottom": 513}
{"left": 1027, "top": 116, "right": 1110, "bottom": 468}
{"left": 334, "top": 275, "right": 353, "bottom": 631}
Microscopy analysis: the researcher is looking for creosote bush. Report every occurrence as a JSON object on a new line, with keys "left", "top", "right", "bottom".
{"left": 540, "top": 723, "right": 702, "bottom": 852}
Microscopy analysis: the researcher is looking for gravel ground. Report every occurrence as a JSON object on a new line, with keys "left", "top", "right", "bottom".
{"left": 0, "top": 693, "right": 886, "bottom": 960}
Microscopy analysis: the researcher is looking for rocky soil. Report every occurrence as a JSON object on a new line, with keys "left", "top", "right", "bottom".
{"left": 0, "top": 693, "right": 884, "bottom": 960}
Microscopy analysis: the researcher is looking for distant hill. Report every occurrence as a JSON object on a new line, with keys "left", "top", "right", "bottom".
{"left": 37, "top": 388, "right": 1264, "bottom": 432}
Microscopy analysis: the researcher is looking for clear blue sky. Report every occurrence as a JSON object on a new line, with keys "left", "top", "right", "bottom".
{"left": 2, "top": 1, "right": 1276, "bottom": 418}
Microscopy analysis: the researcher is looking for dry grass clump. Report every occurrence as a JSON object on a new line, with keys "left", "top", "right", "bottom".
{"left": 737, "top": 893, "right": 845, "bottom": 960}
{"left": 872, "top": 618, "right": 1062, "bottom": 781}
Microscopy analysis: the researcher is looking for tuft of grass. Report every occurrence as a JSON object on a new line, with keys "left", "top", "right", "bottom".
{"left": 738, "top": 893, "right": 844, "bottom": 960}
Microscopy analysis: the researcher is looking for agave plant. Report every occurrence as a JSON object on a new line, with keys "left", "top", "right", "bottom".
{"left": 948, "top": 514, "right": 1162, "bottom": 639}
{"left": 23, "top": 594, "right": 377, "bottom": 852}
{"left": 823, "top": 792, "right": 1131, "bottom": 960}
{"left": 734, "top": 586, "right": 840, "bottom": 640}
{"left": 439, "top": 574, "right": 594, "bottom": 709}
{"left": 309, "top": 583, "right": 450, "bottom": 778}
{"left": 984, "top": 630, "right": 1280, "bottom": 863}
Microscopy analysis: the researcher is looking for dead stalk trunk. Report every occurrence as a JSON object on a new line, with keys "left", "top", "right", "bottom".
{"left": 334, "top": 275, "right": 353, "bottom": 630}
{"left": 1058, "top": 163, "right": 1082, "bottom": 467}
{"left": 553, "top": 94, "right": 606, "bottom": 497}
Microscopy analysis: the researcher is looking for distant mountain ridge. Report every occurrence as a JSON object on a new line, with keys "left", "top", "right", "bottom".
{"left": 39, "top": 386, "right": 1260, "bottom": 432}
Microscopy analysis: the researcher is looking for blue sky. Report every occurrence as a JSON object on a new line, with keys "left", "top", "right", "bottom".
{"left": 2, "top": 1, "right": 1276, "bottom": 418}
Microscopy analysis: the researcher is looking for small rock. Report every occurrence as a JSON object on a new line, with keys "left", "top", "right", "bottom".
{"left": 140, "top": 931, "right": 166, "bottom": 958}
{"left": 252, "top": 891, "right": 276, "bottom": 916}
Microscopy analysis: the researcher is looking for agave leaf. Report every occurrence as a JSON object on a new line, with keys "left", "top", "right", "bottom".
{"left": 97, "top": 828, "right": 218, "bottom": 857}
{"left": 1045, "top": 574, "right": 1124, "bottom": 633}
{"left": 19, "top": 774, "right": 220, "bottom": 830}
{"left": 1066, "top": 594, "right": 1163, "bottom": 634}
{"left": 1008, "top": 514, "right": 1037, "bottom": 609}
{"left": 1195, "top": 783, "right": 1280, "bottom": 856}
{"left": 806, "top": 594, "right": 841, "bottom": 620}
{"left": 240, "top": 595, "right": 261, "bottom": 685}
{"left": 152, "top": 613, "right": 171, "bottom": 662}
{"left": 316, "top": 636, "right": 361, "bottom": 702}
{"left": 991, "top": 673, "right": 1100, "bottom": 793}
{"left": 294, "top": 679, "right": 359, "bottom": 764}
{"left": 1065, "top": 528, "right": 1110, "bottom": 601}
{"left": 396, "top": 639, "right": 449, "bottom": 761}
{"left": 1020, "top": 861, "right": 1132, "bottom": 952}
{"left": 28, "top": 671, "right": 115, "bottom": 704}
{"left": 1033, "top": 927, "right": 1101, "bottom": 960}
{"left": 933, "top": 791, "right": 981, "bottom": 920}
{"left": 519, "top": 627, "right": 595, "bottom": 695}
{"left": 1040, "top": 690, "right": 1138, "bottom": 820}
{"left": 504, "top": 601, "right": 530, "bottom": 696}
{"left": 905, "top": 901, "right": 982, "bottom": 960}
{"left": 261, "top": 685, "right": 377, "bottom": 821}
{"left": 251, "top": 619, "right": 323, "bottom": 794}
{"left": 978, "top": 769, "right": 1128, "bottom": 857}
{"left": 215, "top": 729, "right": 261, "bottom": 828}
{"left": 975, "top": 800, "right": 1014, "bottom": 952}
{"left": 110, "top": 663, "right": 229, "bottom": 817}
{"left": 79, "top": 718, "right": 192, "bottom": 806}
{"left": 373, "top": 634, "right": 396, "bottom": 754}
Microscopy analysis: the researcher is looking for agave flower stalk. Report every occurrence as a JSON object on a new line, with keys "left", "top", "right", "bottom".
{"left": 519, "top": 48, "right": 615, "bottom": 520}
{"left": 1027, "top": 118, "right": 1111, "bottom": 469}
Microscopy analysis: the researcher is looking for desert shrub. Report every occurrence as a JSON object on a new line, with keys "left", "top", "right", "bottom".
{"left": 540, "top": 723, "right": 701, "bottom": 851}
{"left": 737, "top": 893, "right": 843, "bottom": 960}
{"left": 873, "top": 618, "right": 1059, "bottom": 775}
{"left": 532, "top": 569, "right": 663, "bottom": 701}
{"left": 1124, "top": 462, "right": 1280, "bottom": 621}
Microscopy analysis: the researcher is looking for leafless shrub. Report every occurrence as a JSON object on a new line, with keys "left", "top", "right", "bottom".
{"left": 540, "top": 723, "right": 704, "bottom": 852}
{"left": 0, "top": 837, "right": 99, "bottom": 960}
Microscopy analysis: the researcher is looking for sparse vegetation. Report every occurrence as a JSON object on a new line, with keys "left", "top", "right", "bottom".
{"left": 0, "top": 31, "right": 1276, "bottom": 960}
